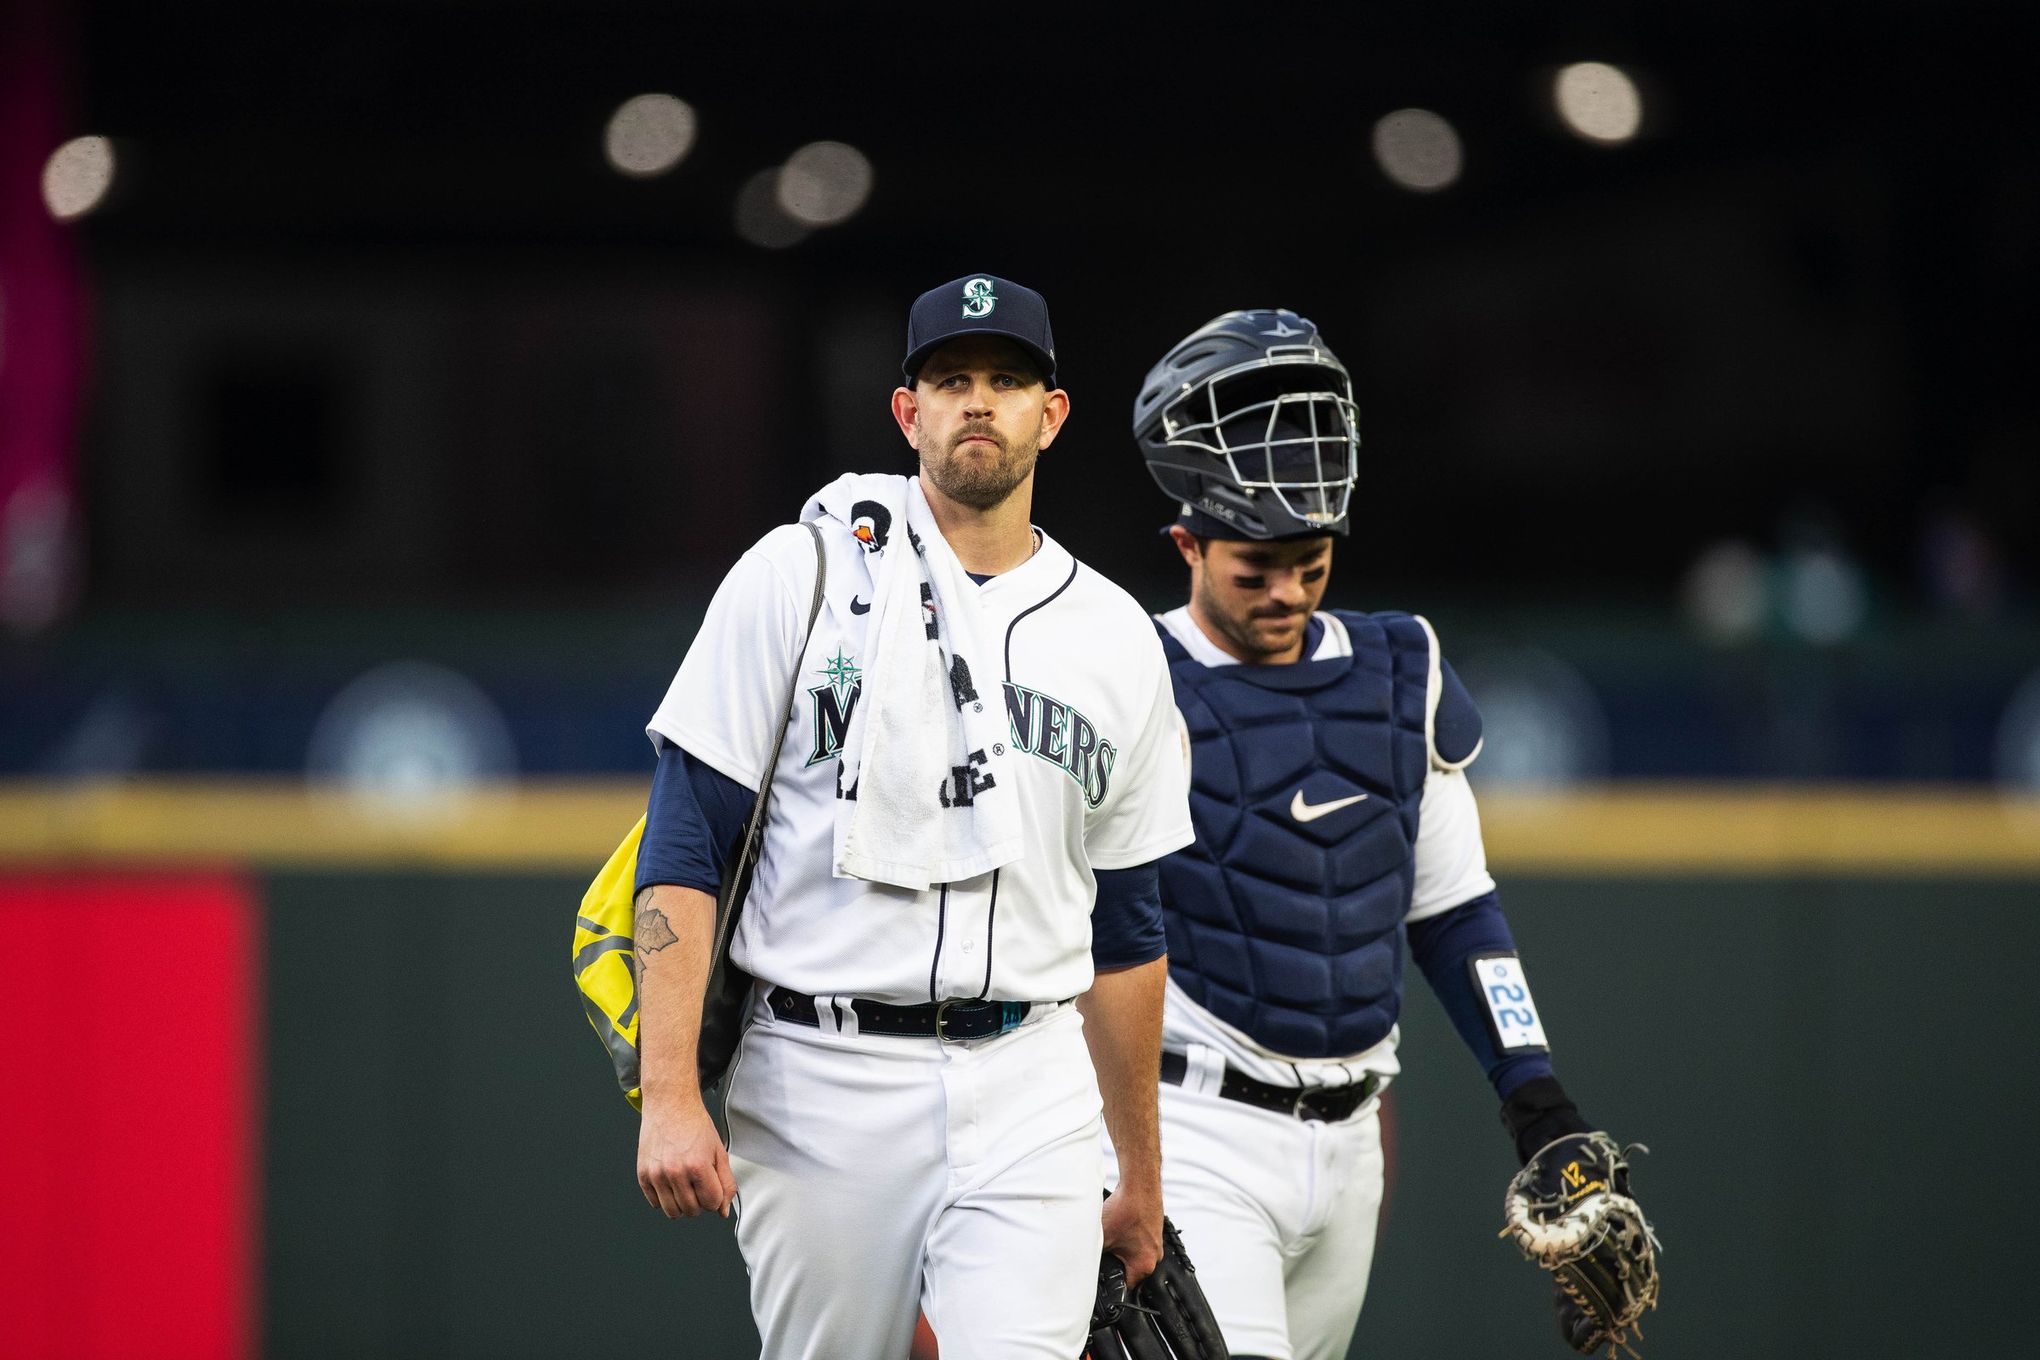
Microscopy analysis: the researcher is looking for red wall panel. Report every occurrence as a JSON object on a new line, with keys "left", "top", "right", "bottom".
{"left": 0, "top": 873, "right": 259, "bottom": 1360}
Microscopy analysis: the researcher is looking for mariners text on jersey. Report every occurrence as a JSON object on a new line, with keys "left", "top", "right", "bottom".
{"left": 806, "top": 665, "right": 1117, "bottom": 811}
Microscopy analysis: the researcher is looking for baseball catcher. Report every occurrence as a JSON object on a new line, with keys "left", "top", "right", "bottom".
{"left": 1084, "top": 1216, "right": 1227, "bottom": 1360}
{"left": 1500, "top": 1111, "right": 1662, "bottom": 1356}
{"left": 1119, "top": 307, "right": 1664, "bottom": 1360}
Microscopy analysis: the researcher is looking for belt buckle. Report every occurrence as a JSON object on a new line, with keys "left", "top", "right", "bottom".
{"left": 934, "top": 998, "right": 971, "bottom": 1043}
{"left": 935, "top": 998, "right": 1026, "bottom": 1042}
{"left": 1295, "top": 1076, "right": 1374, "bottom": 1122}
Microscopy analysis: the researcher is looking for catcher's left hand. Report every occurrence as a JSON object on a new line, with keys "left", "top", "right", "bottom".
{"left": 1501, "top": 1131, "right": 1661, "bottom": 1358}
{"left": 1083, "top": 1217, "right": 1227, "bottom": 1360}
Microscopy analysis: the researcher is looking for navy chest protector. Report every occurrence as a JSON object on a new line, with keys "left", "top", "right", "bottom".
{"left": 1158, "top": 610, "right": 1433, "bottom": 1058}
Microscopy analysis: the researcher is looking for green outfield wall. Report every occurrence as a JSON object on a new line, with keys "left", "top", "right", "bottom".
{"left": 11, "top": 782, "right": 2032, "bottom": 1357}
{"left": 253, "top": 869, "right": 2035, "bottom": 1360}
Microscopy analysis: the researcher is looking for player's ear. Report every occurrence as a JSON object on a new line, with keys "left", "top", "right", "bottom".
{"left": 1167, "top": 524, "right": 1203, "bottom": 567}
{"left": 1035, "top": 387, "right": 1071, "bottom": 451}
{"left": 890, "top": 387, "right": 921, "bottom": 446}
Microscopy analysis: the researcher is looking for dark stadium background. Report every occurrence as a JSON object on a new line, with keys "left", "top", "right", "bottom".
{"left": 2, "top": 3, "right": 2035, "bottom": 1358}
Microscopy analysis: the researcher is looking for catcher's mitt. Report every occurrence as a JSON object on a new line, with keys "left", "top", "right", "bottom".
{"left": 1083, "top": 1217, "right": 1227, "bottom": 1360}
{"left": 1501, "top": 1131, "right": 1661, "bottom": 1358}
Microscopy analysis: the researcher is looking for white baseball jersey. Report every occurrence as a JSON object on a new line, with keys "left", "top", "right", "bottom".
{"left": 650, "top": 522, "right": 1196, "bottom": 1005}
{"left": 1152, "top": 605, "right": 1497, "bottom": 1090}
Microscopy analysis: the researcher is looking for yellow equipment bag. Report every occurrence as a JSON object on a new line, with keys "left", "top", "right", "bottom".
{"left": 573, "top": 815, "right": 647, "bottom": 1109}
{"left": 570, "top": 520, "right": 824, "bottom": 1112}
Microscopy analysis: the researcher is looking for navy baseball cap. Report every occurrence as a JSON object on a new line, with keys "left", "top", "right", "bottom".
{"left": 902, "top": 273, "right": 1057, "bottom": 388}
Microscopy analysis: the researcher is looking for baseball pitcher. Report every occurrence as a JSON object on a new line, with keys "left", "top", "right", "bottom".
{"left": 630, "top": 275, "right": 1198, "bottom": 1359}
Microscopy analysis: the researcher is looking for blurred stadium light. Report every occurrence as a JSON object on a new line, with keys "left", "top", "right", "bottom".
{"left": 602, "top": 93, "right": 697, "bottom": 178}
{"left": 1371, "top": 108, "right": 1462, "bottom": 192}
{"left": 1994, "top": 668, "right": 2040, "bottom": 791}
{"left": 735, "top": 166, "right": 809, "bottom": 248}
{"left": 0, "top": 477, "right": 73, "bottom": 632}
{"left": 1682, "top": 540, "right": 1769, "bottom": 644}
{"left": 1554, "top": 61, "right": 1643, "bottom": 144}
{"left": 775, "top": 140, "right": 873, "bottom": 227}
{"left": 304, "top": 660, "right": 517, "bottom": 823}
{"left": 1780, "top": 544, "right": 1870, "bottom": 645}
{"left": 40, "top": 134, "right": 114, "bottom": 221}
{"left": 1457, "top": 649, "right": 1612, "bottom": 787}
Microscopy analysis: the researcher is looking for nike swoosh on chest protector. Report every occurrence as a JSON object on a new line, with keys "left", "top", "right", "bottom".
{"left": 1289, "top": 790, "right": 1369, "bottom": 822}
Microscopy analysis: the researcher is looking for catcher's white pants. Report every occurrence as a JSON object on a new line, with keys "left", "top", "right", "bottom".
{"left": 723, "top": 998, "right": 1103, "bottom": 1360}
{"left": 1108, "top": 1076, "right": 1385, "bottom": 1360}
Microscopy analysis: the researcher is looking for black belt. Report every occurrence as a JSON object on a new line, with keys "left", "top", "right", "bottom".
{"left": 768, "top": 988, "right": 1044, "bottom": 1041}
{"left": 1160, "top": 1050, "right": 1379, "bottom": 1123}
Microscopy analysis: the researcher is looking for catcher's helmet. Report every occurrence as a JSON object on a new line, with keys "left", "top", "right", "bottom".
{"left": 1134, "top": 309, "right": 1358, "bottom": 539}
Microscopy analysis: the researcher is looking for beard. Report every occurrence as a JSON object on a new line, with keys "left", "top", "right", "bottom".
{"left": 920, "top": 423, "right": 1039, "bottom": 511}
{"left": 1192, "top": 575, "right": 1310, "bottom": 661}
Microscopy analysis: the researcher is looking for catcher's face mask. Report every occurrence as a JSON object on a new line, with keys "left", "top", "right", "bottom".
{"left": 1155, "top": 350, "right": 1360, "bottom": 532}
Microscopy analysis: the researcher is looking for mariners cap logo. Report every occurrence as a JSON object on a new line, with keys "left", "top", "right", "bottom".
{"left": 961, "top": 277, "right": 997, "bottom": 319}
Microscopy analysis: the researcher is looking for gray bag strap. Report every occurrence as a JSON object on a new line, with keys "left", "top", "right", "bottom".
{"left": 708, "top": 522, "right": 826, "bottom": 978}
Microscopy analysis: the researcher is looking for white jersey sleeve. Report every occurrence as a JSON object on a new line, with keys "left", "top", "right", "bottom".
{"left": 1083, "top": 639, "right": 1197, "bottom": 870}
{"left": 646, "top": 524, "right": 815, "bottom": 789}
{"left": 1405, "top": 766, "right": 1498, "bottom": 922}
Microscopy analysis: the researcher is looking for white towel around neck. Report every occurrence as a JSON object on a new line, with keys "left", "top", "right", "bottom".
{"left": 800, "top": 473, "right": 1021, "bottom": 890}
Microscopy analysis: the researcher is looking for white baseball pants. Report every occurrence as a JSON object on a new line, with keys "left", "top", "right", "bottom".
{"left": 1107, "top": 1075, "right": 1385, "bottom": 1360}
{"left": 723, "top": 999, "right": 1104, "bottom": 1360}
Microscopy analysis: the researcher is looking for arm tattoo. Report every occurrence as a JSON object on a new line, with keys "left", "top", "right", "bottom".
{"left": 636, "top": 906, "right": 681, "bottom": 954}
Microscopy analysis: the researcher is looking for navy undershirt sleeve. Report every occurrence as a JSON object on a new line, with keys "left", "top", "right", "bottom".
{"left": 635, "top": 742, "right": 757, "bottom": 898}
{"left": 1406, "top": 889, "right": 1556, "bottom": 1098}
{"left": 1091, "top": 863, "right": 1166, "bottom": 971}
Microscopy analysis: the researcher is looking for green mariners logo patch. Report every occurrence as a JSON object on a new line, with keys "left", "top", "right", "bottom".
{"left": 961, "top": 277, "right": 996, "bottom": 319}
{"left": 806, "top": 648, "right": 863, "bottom": 766}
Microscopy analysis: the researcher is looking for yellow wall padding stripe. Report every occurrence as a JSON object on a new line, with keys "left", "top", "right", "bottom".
{"left": 0, "top": 780, "right": 646, "bottom": 870}
{"left": 2, "top": 780, "right": 2038, "bottom": 875}
{"left": 1476, "top": 785, "right": 2040, "bottom": 874}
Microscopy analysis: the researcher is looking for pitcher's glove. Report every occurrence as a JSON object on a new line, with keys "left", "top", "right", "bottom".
{"left": 1083, "top": 1217, "right": 1226, "bottom": 1360}
{"left": 1501, "top": 1130, "right": 1661, "bottom": 1357}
